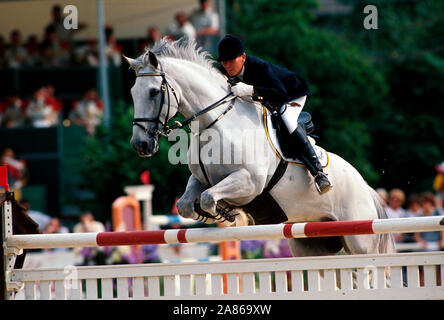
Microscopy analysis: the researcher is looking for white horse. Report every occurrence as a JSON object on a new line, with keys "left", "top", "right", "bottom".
{"left": 125, "top": 38, "right": 395, "bottom": 257}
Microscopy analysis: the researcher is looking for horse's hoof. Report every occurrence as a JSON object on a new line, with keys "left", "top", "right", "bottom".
{"left": 233, "top": 209, "right": 254, "bottom": 226}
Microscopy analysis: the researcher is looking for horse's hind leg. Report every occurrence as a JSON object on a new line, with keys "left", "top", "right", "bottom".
{"left": 341, "top": 234, "right": 380, "bottom": 255}
{"left": 342, "top": 234, "right": 398, "bottom": 289}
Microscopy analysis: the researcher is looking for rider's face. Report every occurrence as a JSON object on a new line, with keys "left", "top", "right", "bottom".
{"left": 221, "top": 53, "right": 246, "bottom": 77}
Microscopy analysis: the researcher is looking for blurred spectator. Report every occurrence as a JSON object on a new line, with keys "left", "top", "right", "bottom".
{"left": 414, "top": 193, "right": 444, "bottom": 251}
{"left": 44, "top": 84, "right": 63, "bottom": 112}
{"left": 73, "top": 212, "right": 105, "bottom": 233}
{"left": 24, "top": 35, "right": 41, "bottom": 66}
{"left": 0, "top": 148, "right": 28, "bottom": 192}
{"left": 39, "top": 25, "right": 70, "bottom": 67}
{"left": 189, "top": 0, "right": 220, "bottom": 52}
{"left": 139, "top": 26, "right": 162, "bottom": 52}
{"left": 376, "top": 187, "right": 388, "bottom": 207}
{"left": 386, "top": 188, "right": 406, "bottom": 219}
{"left": 0, "top": 35, "right": 7, "bottom": 67}
{"left": 402, "top": 194, "right": 423, "bottom": 243}
{"left": 386, "top": 188, "right": 406, "bottom": 242}
{"left": 42, "top": 217, "right": 69, "bottom": 234}
{"left": 25, "top": 86, "right": 60, "bottom": 127}
{"left": 167, "top": 12, "right": 196, "bottom": 40}
{"left": 5, "top": 29, "right": 28, "bottom": 68}
{"left": 104, "top": 26, "right": 122, "bottom": 66}
{"left": 1, "top": 94, "right": 26, "bottom": 128}
{"left": 19, "top": 199, "right": 51, "bottom": 231}
{"left": 404, "top": 194, "right": 423, "bottom": 218}
{"left": 73, "top": 38, "right": 99, "bottom": 66}
{"left": 45, "top": 4, "right": 87, "bottom": 45}
{"left": 68, "top": 88, "right": 103, "bottom": 135}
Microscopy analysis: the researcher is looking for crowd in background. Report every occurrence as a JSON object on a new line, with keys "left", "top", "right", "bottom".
{"left": 0, "top": 0, "right": 220, "bottom": 135}
{"left": 375, "top": 167, "right": 444, "bottom": 252}
{"left": 0, "top": 86, "right": 103, "bottom": 136}
{"left": 0, "top": 0, "right": 219, "bottom": 69}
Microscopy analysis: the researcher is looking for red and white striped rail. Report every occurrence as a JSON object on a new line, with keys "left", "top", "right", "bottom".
{"left": 5, "top": 216, "right": 444, "bottom": 249}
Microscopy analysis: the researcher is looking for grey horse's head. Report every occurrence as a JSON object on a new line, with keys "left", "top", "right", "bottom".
{"left": 124, "top": 51, "right": 179, "bottom": 157}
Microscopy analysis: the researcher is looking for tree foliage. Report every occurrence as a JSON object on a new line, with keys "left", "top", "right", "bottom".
{"left": 226, "top": 0, "right": 444, "bottom": 192}
{"left": 227, "top": 0, "right": 388, "bottom": 184}
{"left": 332, "top": 0, "right": 444, "bottom": 192}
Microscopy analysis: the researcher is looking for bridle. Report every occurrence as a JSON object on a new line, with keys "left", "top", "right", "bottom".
{"left": 132, "top": 63, "right": 180, "bottom": 138}
{"left": 132, "top": 62, "right": 236, "bottom": 138}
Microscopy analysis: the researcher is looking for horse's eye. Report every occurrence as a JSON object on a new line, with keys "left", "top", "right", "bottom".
{"left": 150, "top": 88, "right": 160, "bottom": 97}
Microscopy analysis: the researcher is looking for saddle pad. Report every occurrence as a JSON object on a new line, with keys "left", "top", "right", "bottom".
{"left": 263, "top": 106, "right": 329, "bottom": 168}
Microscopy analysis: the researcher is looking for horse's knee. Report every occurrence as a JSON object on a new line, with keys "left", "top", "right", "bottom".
{"left": 200, "top": 190, "right": 217, "bottom": 213}
{"left": 176, "top": 197, "right": 196, "bottom": 219}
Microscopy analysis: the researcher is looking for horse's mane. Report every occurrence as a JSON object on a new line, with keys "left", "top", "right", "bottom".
{"left": 139, "top": 37, "right": 221, "bottom": 77}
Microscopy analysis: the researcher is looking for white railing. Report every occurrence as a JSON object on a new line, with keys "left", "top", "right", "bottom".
{"left": 10, "top": 252, "right": 444, "bottom": 300}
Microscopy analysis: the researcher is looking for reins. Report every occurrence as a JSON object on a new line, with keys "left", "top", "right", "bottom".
{"left": 132, "top": 63, "right": 236, "bottom": 137}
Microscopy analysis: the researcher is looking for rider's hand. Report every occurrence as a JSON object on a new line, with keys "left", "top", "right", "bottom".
{"left": 231, "top": 82, "right": 254, "bottom": 97}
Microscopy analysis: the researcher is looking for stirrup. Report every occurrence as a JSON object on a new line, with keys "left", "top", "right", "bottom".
{"left": 314, "top": 171, "right": 333, "bottom": 195}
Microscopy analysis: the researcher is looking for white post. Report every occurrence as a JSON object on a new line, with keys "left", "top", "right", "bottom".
{"left": 96, "top": 0, "right": 111, "bottom": 128}
{"left": 124, "top": 185, "right": 155, "bottom": 230}
{"left": 2, "top": 193, "right": 22, "bottom": 299}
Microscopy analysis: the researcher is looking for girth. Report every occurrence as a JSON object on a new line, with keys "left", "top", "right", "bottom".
{"left": 242, "top": 159, "right": 289, "bottom": 225}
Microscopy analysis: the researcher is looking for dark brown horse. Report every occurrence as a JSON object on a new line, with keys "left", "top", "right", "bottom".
{"left": 1, "top": 191, "right": 40, "bottom": 300}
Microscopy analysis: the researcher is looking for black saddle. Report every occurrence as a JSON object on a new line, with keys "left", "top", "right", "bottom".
{"left": 270, "top": 110, "right": 317, "bottom": 159}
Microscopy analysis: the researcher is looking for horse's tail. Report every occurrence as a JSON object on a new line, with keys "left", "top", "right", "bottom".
{"left": 369, "top": 187, "right": 396, "bottom": 254}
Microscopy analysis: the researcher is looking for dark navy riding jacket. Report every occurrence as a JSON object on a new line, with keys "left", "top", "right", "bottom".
{"left": 218, "top": 55, "right": 311, "bottom": 109}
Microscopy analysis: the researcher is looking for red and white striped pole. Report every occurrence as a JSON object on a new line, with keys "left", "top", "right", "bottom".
{"left": 5, "top": 216, "right": 444, "bottom": 249}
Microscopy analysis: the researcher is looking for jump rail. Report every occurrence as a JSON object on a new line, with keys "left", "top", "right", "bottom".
{"left": 5, "top": 216, "right": 444, "bottom": 249}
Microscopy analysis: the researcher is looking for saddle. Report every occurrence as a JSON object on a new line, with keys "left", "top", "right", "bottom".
{"left": 267, "top": 109, "right": 329, "bottom": 168}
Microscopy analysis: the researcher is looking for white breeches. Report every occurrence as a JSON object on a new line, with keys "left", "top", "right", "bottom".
{"left": 279, "top": 95, "right": 307, "bottom": 134}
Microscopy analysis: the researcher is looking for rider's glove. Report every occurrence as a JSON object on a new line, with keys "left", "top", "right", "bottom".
{"left": 231, "top": 82, "right": 254, "bottom": 97}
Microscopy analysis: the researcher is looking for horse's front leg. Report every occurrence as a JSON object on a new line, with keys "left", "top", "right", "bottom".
{"left": 200, "top": 168, "right": 258, "bottom": 226}
{"left": 176, "top": 174, "right": 213, "bottom": 222}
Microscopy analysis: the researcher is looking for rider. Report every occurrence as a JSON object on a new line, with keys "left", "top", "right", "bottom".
{"left": 216, "top": 34, "right": 332, "bottom": 195}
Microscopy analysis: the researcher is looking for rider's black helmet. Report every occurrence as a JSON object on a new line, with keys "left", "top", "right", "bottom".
{"left": 217, "top": 34, "right": 244, "bottom": 62}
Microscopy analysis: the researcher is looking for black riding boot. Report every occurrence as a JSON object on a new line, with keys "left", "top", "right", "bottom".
{"left": 289, "top": 125, "right": 333, "bottom": 194}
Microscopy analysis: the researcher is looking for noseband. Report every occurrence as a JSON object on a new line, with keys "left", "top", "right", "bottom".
{"left": 132, "top": 63, "right": 180, "bottom": 137}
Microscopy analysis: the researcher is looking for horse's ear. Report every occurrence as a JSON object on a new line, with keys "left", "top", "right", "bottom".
{"left": 148, "top": 51, "right": 159, "bottom": 69}
{"left": 122, "top": 54, "right": 140, "bottom": 70}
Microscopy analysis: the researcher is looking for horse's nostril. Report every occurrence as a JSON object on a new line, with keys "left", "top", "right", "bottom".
{"left": 141, "top": 141, "right": 149, "bottom": 152}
